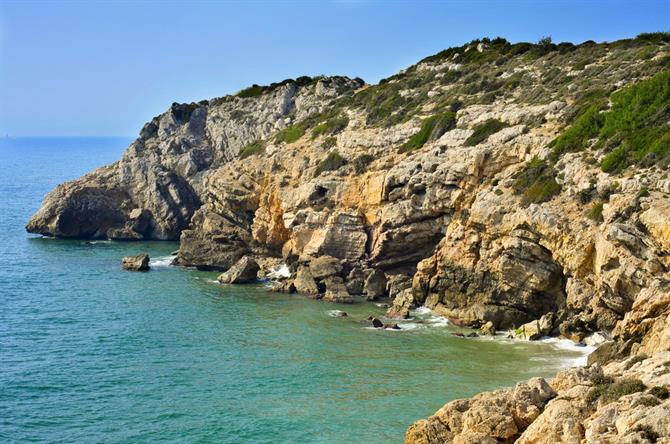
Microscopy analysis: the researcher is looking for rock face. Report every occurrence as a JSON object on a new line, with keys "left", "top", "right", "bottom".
{"left": 217, "top": 256, "right": 260, "bottom": 284}
{"left": 27, "top": 36, "right": 670, "bottom": 441}
{"left": 121, "top": 253, "right": 150, "bottom": 271}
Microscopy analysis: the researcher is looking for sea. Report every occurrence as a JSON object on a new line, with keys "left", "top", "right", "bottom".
{"left": 0, "top": 137, "right": 591, "bottom": 443}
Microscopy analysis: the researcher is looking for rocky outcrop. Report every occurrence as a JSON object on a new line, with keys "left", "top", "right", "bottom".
{"left": 217, "top": 256, "right": 259, "bottom": 284}
{"left": 121, "top": 253, "right": 150, "bottom": 271}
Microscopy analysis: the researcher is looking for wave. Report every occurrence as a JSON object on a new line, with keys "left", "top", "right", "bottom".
{"left": 149, "top": 255, "right": 176, "bottom": 268}
{"left": 267, "top": 263, "right": 291, "bottom": 279}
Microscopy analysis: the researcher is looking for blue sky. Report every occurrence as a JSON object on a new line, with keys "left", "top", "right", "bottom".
{"left": 1, "top": 0, "right": 668, "bottom": 137}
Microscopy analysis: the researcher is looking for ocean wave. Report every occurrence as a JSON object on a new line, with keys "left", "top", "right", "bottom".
{"left": 149, "top": 255, "right": 175, "bottom": 268}
{"left": 267, "top": 264, "right": 291, "bottom": 279}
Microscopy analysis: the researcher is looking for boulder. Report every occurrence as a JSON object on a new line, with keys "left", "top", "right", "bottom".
{"left": 217, "top": 256, "right": 260, "bottom": 284}
{"left": 515, "top": 313, "right": 555, "bottom": 340}
{"left": 309, "top": 255, "right": 342, "bottom": 280}
{"left": 384, "top": 323, "right": 401, "bottom": 330}
{"left": 293, "top": 266, "right": 320, "bottom": 296}
{"left": 322, "top": 277, "right": 353, "bottom": 304}
{"left": 345, "top": 267, "right": 366, "bottom": 295}
{"left": 364, "top": 268, "right": 387, "bottom": 301}
{"left": 121, "top": 253, "right": 150, "bottom": 271}
{"left": 386, "top": 288, "right": 414, "bottom": 319}
{"left": 370, "top": 317, "right": 384, "bottom": 328}
{"left": 480, "top": 321, "right": 496, "bottom": 336}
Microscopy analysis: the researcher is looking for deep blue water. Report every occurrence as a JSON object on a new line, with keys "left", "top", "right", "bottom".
{"left": 0, "top": 137, "right": 587, "bottom": 443}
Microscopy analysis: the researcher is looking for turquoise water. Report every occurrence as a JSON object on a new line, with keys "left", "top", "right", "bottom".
{"left": 0, "top": 137, "right": 587, "bottom": 443}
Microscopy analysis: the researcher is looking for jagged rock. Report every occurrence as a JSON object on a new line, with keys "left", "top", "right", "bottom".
{"left": 364, "top": 268, "right": 387, "bottom": 301}
{"left": 480, "top": 321, "right": 496, "bottom": 336}
{"left": 515, "top": 313, "right": 555, "bottom": 340}
{"left": 405, "top": 378, "right": 556, "bottom": 444}
{"left": 386, "top": 288, "right": 414, "bottom": 319}
{"left": 308, "top": 255, "right": 342, "bottom": 280}
{"left": 322, "top": 277, "right": 353, "bottom": 304}
{"left": 293, "top": 266, "right": 320, "bottom": 296}
{"left": 121, "top": 253, "right": 150, "bottom": 271}
{"left": 345, "top": 267, "right": 366, "bottom": 295}
{"left": 217, "top": 256, "right": 260, "bottom": 284}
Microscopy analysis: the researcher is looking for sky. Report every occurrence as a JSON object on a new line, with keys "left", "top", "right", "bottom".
{"left": 0, "top": 0, "right": 668, "bottom": 137}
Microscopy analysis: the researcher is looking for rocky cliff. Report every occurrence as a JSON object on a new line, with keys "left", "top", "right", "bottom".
{"left": 28, "top": 33, "right": 670, "bottom": 442}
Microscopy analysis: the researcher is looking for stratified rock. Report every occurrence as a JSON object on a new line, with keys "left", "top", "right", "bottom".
{"left": 364, "top": 268, "right": 387, "bottom": 301}
{"left": 121, "top": 253, "right": 150, "bottom": 271}
{"left": 309, "top": 255, "right": 342, "bottom": 280}
{"left": 217, "top": 256, "right": 260, "bottom": 284}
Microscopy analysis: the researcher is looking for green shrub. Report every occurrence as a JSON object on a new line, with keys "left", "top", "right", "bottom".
{"left": 237, "top": 85, "right": 264, "bottom": 98}
{"left": 649, "top": 386, "right": 670, "bottom": 399}
{"left": 312, "top": 115, "right": 349, "bottom": 139}
{"left": 635, "top": 32, "right": 670, "bottom": 44}
{"left": 550, "top": 105, "right": 605, "bottom": 159}
{"left": 465, "top": 119, "right": 508, "bottom": 146}
{"left": 353, "top": 154, "right": 374, "bottom": 174}
{"left": 586, "top": 202, "right": 604, "bottom": 222}
{"left": 275, "top": 124, "right": 306, "bottom": 144}
{"left": 322, "top": 136, "right": 337, "bottom": 149}
{"left": 239, "top": 140, "right": 265, "bottom": 159}
{"left": 587, "top": 378, "right": 646, "bottom": 404}
{"left": 315, "top": 151, "right": 346, "bottom": 176}
{"left": 598, "top": 70, "right": 670, "bottom": 172}
{"left": 512, "top": 157, "right": 562, "bottom": 204}
{"left": 399, "top": 111, "right": 456, "bottom": 153}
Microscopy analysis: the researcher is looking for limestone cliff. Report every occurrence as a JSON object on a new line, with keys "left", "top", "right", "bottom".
{"left": 28, "top": 34, "right": 670, "bottom": 441}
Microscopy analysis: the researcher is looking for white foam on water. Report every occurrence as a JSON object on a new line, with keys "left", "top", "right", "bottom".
{"left": 267, "top": 263, "right": 291, "bottom": 279}
{"left": 538, "top": 336, "right": 596, "bottom": 367}
{"left": 149, "top": 255, "right": 175, "bottom": 268}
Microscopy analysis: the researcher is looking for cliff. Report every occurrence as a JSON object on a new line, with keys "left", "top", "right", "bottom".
{"left": 28, "top": 34, "right": 670, "bottom": 442}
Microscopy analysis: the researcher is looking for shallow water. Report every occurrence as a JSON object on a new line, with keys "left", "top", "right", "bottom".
{"left": 0, "top": 137, "right": 589, "bottom": 443}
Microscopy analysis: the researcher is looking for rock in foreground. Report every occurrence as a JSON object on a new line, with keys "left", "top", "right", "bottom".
{"left": 121, "top": 253, "right": 150, "bottom": 271}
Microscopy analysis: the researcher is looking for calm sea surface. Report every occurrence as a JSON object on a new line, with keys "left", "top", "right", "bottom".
{"left": 0, "top": 137, "right": 587, "bottom": 443}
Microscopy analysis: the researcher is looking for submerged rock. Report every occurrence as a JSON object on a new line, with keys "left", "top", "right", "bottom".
{"left": 121, "top": 253, "right": 150, "bottom": 271}
{"left": 217, "top": 256, "right": 260, "bottom": 284}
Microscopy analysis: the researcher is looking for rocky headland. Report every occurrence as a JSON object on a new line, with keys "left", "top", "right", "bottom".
{"left": 28, "top": 33, "right": 670, "bottom": 442}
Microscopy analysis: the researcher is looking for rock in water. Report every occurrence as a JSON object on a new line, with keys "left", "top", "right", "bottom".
{"left": 217, "top": 256, "right": 260, "bottom": 284}
{"left": 370, "top": 317, "right": 384, "bottom": 328}
{"left": 121, "top": 253, "right": 150, "bottom": 271}
{"left": 332, "top": 310, "right": 348, "bottom": 317}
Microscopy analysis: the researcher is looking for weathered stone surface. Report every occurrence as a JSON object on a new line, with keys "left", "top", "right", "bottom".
{"left": 293, "top": 266, "right": 320, "bottom": 296}
{"left": 121, "top": 253, "right": 150, "bottom": 271}
{"left": 217, "top": 256, "right": 260, "bottom": 284}
{"left": 309, "top": 255, "right": 343, "bottom": 280}
{"left": 386, "top": 288, "right": 414, "bottom": 319}
{"left": 322, "top": 277, "right": 354, "bottom": 304}
{"left": 364, "top": 268, "right": 387, "bottom": 301}
{"left": 479, "top": 321, "right": 495, "bottom": 336}
{"left": 515, "top": 313, "right": 555, "bottom": 340}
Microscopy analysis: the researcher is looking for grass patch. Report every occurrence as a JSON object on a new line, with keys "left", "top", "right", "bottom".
{"left": 275, "top": 124, "right": 306, "bottom": 144}
{"left": 237, "top": 85, "right": 265, "bottom": 98}
{"left": 649, "top": 386, "right": 670, "bottom": 399}
{"left": 465, "top": 119, "right": 508, "bottom": 146}
{"left": 315, "top": 151, "right": 346, "bottom": 176}
{"left": 587, "top": 378, "right": 646, "bottom": 404}
{"left": 399, "top": 111, "right": 456, "bottom": 153}
{"left": 322, "top": 137, "right": 337, "bottom": 149}
{"left": 550, "top": 104, "right": 605, "bottom": 159}
{"left": 312, "top": 115, "right": 349, "bottom": 139}
{"left": 353, "top": 154, "right": 374, "bottom": 174}
{"left": 599, "top": 70, "right": 670, "bottom": 172}
{"left": 586, "top": 202, "right": 604, "bottom": 222}
{"left": 512, "top": 157, "right": 562, "bottom": 204}
{"left": 239, "top": 140, "right": 265, "bottom": 159}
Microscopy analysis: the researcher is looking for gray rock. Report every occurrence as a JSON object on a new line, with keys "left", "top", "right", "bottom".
{"left": 364, "top": 268, "right": 387, "bottom": 301}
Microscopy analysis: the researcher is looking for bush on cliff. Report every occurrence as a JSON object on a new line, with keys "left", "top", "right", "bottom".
{"left": 315, "top": 151, "right": 346, "bottom": 176}
{"left": 512, "top": 157, "right": 561, "bottom": 204}
{"left": 465, "top": 119, "right": 509, "bottom": 146}
{"left": 275, "top": 124, "right": 306, "bottom": 144}
{"left": 399, "top": 111, "right": 456, "bottom": 153}
{"left": 239, "top": 141, "right": 265, "bottom": 159}
{"left": 311, "top": 115, "right": 350, "bottom": 139}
